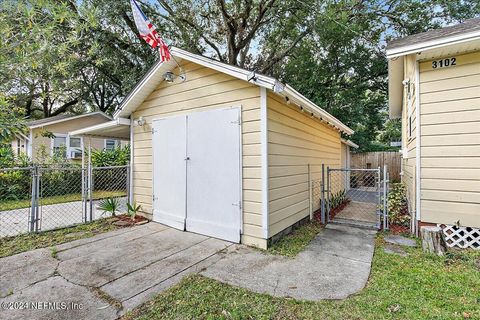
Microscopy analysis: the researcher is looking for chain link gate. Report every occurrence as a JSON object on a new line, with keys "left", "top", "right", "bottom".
{"left": 0, "top": 164, "right": 129, "bottom": 238}
{"left": 319, "top": 166, "right": 389, "bottom": 230}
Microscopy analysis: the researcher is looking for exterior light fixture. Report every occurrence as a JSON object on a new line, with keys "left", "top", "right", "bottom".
{"left": 135, "top": 116, "right": 146, "bottom": 127}
{"left": 164, "top": 71, "right": 175, "bottom": 83}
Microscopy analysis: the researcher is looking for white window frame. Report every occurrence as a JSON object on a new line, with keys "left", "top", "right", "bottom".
{"left": 50, "top": 133, "right": 83, "bottom": 159}
{"left": 104, "top": 139, "right": 120, "bottom": 151}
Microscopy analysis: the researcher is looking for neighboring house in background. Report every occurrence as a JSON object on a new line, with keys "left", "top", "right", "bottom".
{"left": 10, "top": 111, "right": 126, "bottom": 162}
{"left": 71, "top": 47, "right": 355, "bottom": 249}
{"left": 341, "top": 139, "right": 359, "bottom": 170}
{"left": 387, "top": 18, "right": 480, "bottom": 249}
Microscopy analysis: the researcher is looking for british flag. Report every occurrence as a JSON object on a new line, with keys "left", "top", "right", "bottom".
{"left": 130, "top": 0, "right": 171, "bottom": 62}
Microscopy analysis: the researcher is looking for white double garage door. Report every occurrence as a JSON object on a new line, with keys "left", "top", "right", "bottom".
{"left": 152, "top": 107, "right": 242, "bottom": 243}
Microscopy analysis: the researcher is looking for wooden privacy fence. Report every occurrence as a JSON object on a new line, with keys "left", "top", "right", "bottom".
{"left": 351, "top": 152, "right": 401, "bottom": 182}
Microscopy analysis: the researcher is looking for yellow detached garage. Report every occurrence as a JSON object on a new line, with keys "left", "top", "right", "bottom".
{"left": 73, "top": 47, "right": 353, "bottom": 249}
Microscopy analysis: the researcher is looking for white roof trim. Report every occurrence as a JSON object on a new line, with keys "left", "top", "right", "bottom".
{"left": 114, "top": 47, "right": 353, "bottom": 135}
{"left": 386, "top": 30, "right": 480, "bottom": 58}
{"left": 341, "top": 139, "right": 359, "bottom": 149}
{"left": 29, "top": 111, "right": 111, "bottom": 129}
{"left": 69, "top": 118, "right": 130, "bottom": 137}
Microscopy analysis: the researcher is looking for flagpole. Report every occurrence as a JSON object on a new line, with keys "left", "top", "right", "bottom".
{"left": 168, "top": 45, "right": 186, "bottom": 82}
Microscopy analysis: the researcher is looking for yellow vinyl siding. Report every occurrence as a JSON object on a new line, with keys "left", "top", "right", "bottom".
{"left": 131, "top": 61, "right": 264, "bottom": 247}
{"left": 266, "top": 92, "right": 341, "bottom": 237}
{"left": 419, "top": 51, "right": 480, "bottom": 228}
{"left": 401, "top": 54, "right": 417, "bottom": 217}
{"left": 31, "top": 114, "right": 109, "bottom": 161}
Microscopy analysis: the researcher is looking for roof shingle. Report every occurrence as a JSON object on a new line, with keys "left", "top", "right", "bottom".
{"left": 387, "top": 17, "right": 480, "bottom": 50}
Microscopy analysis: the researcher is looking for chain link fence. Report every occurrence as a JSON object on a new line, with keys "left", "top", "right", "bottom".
{"left": 0, "top": 167, "right": 33, "bottom": 237}
{"left": 327, "top": 168, "right": 381, "bottom": 228}
{"left": 309, "top": 165, "right": 389, "bottom": 229}
{"left": 90, "top": 166, "right": 128, "bottom": 220}
{"left": 0, "top": 165, "right": 129, "bottom": 238}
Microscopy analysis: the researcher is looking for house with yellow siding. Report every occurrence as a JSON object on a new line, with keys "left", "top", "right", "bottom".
{"left": 387, "top": 18, "right": 480, "bottom": 249}
{"left": 10, "top": 112, "right": 123, "bottom": 162}
{"left": 72, "top": 47, "right": 354, "bottom": 249}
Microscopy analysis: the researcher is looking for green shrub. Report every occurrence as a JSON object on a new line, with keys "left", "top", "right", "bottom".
{"left": 0, "top": 145, "right": 15, "bottom": 167}
{"left": 387, "top": 183, "right": 410, "bottom": 226}
{"left": 91, "top": 145, "right": 130, "bottom": 167}
{"left": 98, "top": 197, "right": 121, "bottom": 216}
{"left": 0, "top": 169, "right": 31, "bottom": 201}
{"left": 329, "top": 190, "right": 346, "bottom": 209}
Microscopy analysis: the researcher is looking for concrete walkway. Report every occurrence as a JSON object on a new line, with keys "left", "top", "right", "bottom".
{"left": 202, "top": 224, "right": 377, "bottom": 300}
{"left": 0, "top": 223, "right": 232, "bottom": 320}
{"left": 0, "top": 223, "right": 376, "bottom": 319}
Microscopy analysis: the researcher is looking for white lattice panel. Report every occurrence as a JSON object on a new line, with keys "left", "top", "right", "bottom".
{"left": 438, "top": 224, "right": 480, "bottom": 249}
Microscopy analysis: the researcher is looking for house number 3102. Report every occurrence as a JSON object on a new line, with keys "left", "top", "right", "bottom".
{"left": 432, "top": 57, "right": 457, "bottom": 69}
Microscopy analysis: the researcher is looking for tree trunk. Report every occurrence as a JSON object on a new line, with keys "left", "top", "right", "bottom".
{"left": 420, "top": 226, "right": 448, "bottom": 256}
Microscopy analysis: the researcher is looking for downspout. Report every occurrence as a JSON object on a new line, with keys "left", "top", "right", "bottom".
{"left": 415, "top": 60, "right": 421, "bottom": 235}
{"left": 260, "top": 87, "right": 269, "bottom": 240}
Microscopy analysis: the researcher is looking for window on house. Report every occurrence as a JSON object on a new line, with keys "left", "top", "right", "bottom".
{"left": 105, "top": 139, "right": 119, "bottom": 151}
{"left": 53, "top": 136, "right": 67, "bottom": 157}
{"left": 69, "top": 137, "right": 82, "bottom": 159}
{"left": 16, "top": 139, "right": 23, "bottom": 155}
{"left": 52, "top": 135, "right": 83, "bottom": 159}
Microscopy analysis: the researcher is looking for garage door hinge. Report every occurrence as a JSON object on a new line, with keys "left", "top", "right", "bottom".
{"left": 231, "top": 118, "right": 241, "bottom": 125}
{"left": 151, "top": 128, "right": 156, "bottom": 134}
{"left": 152, "top": 195, "right": 157, "bottom": 202}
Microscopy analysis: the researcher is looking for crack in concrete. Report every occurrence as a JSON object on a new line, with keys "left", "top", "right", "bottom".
{"left": 55, "top": 225, "right": 167, "bottom": 254}
{"left": 322, "top": 252, "right": 372, "bottom": 265}
{"left": 99, "top": 237, "right": 213, "bottom": 288}
{"left": 121, "top": 243, "right": 234, "bottom": 303}
{"left": 0, "top": 258, "right": 61, "bottom": 298}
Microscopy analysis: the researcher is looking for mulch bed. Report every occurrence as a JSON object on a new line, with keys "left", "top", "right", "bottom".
{"left": 111, "top": 214, "right": 149, "bottom": 227}
{"left": 388, "top": 223, "right": 410, "bottom": 234}
{"left": 329, "top": 200, "right": 350, "bottom": 220}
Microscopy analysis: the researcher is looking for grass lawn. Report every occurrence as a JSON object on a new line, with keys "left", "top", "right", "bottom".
{"left": 0, "top": 190, "right": 126, "bottom": 211}
{"left": 267, "top": 220, "right": 323, "bottom": 257}
{"left": 122, "top": 223, "right": 480, "bottom": 320}
{"left": 0, "top": 218, "right": 121, "bottom": 258}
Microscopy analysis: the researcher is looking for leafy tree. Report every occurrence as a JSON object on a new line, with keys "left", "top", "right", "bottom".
{"left": 156, "top": 0, "right": 314, "bottom": 73}
{"left": 378, "top": 118, "right": 401, "bottom": 146}
{"left": 270, "top": 0, "right": 479, "bottom": 151}
{"left": 1, "top": 0, "right": 479, "bottom": 150}
{"left": 0, "top": 96, "right": 27, "bottom": 145}
{"left": 0, "top": 0, "right": 154, "bottom": 117}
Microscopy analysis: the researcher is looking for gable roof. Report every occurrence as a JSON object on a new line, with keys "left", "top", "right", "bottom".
{"left": 386, "top": 18, "right": 480, "bottom": 58}
{"left": 28, "top": 112, "right": 111, "bottom": 129}
{"left": 114, "top": 47, "right": 353, "bottom": 135}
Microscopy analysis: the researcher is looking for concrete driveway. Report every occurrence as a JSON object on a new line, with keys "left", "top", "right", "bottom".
{"left": 0, "top": 223, "right": 232, "bottom": 320}
{"left": 0, "top": 222, "right": 376, "bottom": 320}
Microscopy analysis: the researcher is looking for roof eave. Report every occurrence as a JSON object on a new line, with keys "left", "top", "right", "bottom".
{"left": 28, "top": 111, "right": 112, "bottom": 129}
{"left": 69, "top": 118, "right": 130, "bottom": 138}
{"left": 114, "top": 47, "right": 353, "bottom": 135}
{"left": 282, "top": 85, "right": 354, "bottom": 135}
{"left": 341, "top": 139, "right": 359, "bottom": 149}
{"left": 386, "top": 30, "right": 480, "bottom": 59}
{"left": 388, "top": 57, "right": 404, "bottom": 119}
